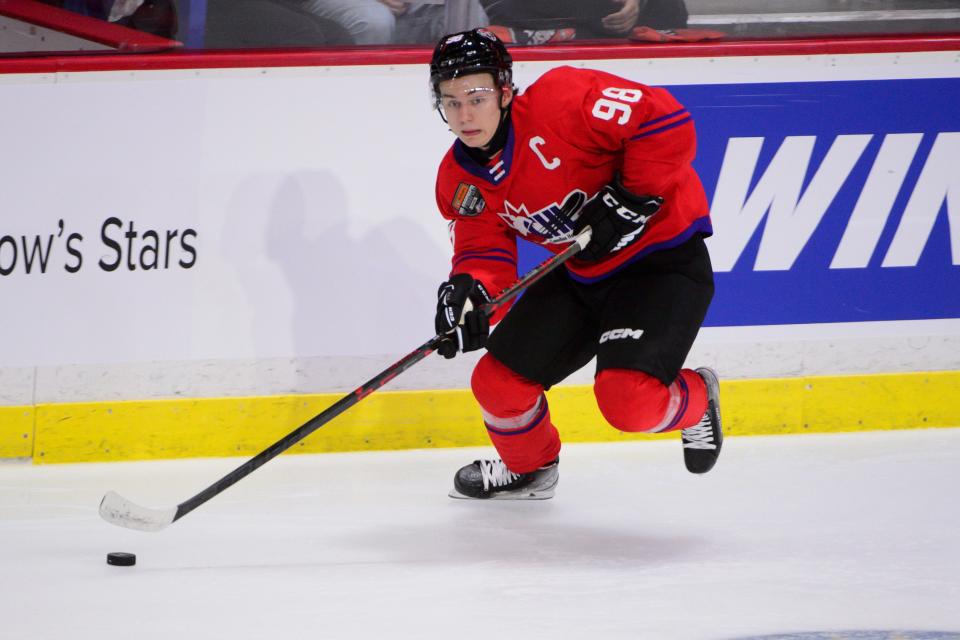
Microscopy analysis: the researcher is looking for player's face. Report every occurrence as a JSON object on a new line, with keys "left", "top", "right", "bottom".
{"left": 438, "top": 73, "right": 513, "bottom": 149}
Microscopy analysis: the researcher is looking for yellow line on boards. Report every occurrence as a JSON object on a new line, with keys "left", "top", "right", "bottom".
{"left": 10, "top": 370, "right": 960, "bottom": 464}
{"left": 0, "top": 406, "right": 33, "bottom": 458}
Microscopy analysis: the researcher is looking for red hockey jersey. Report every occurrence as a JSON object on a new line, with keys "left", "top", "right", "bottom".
{"left": 435, "top": 65, "right": 711, "bottom": 308}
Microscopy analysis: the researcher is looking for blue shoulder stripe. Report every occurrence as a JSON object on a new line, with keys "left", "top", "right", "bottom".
{"left": 630, "top": 116, "right": 692, "bottom": 141}
{"left": 636, "top": 108, "right": 686, "bottom": 132}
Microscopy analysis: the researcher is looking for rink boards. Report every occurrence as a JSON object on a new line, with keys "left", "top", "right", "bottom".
{"left": 1, "top": 40, "right": 958, "bottom": 461}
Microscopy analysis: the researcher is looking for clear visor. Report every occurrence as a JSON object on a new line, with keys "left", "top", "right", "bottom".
{"left": 435, "top": 85, "right": 499, "bottom": 116}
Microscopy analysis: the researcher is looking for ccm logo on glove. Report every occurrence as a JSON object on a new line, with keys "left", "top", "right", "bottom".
{"left": 604, "top": 191, "right": 648, "bottom": 224}
{"left": 575, "top": 176, "right": 663, "bottom": 262}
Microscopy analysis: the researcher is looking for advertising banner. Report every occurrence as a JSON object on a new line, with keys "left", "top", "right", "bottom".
{"left": 1, "top": 52, "right": 958, "bottom": 385}
{"left": 521, "top": 77, "right": 960, "bottom": 326}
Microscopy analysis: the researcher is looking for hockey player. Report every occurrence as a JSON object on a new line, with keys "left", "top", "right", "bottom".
{"left": 430, "top": 28, "right": 722, "bottom": 499}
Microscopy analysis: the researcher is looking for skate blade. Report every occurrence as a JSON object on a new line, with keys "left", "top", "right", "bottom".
{"left": 447, "top": 485, "right": 556, "bottom": 500}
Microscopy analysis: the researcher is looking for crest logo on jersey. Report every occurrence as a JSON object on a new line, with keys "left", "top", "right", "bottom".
{"left": 452, "top": 183, "right": 486, "bottom": 217}
{"left": 498, "top": 190, "right": 586, "bottom": 244}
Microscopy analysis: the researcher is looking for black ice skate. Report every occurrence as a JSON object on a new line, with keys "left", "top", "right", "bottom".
{"left": 448, "top": 458, "right": 559, "bottom": 500}
{"left": 681, "top": 367, "right": 723, "bottom": 474}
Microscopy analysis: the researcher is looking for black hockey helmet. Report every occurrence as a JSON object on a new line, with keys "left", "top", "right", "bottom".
{"left": 429, "top": 28, "right": 513, "bottom": 102}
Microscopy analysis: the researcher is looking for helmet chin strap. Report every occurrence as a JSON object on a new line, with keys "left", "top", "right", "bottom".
{"left": 485, "top": 103, "right": 513, "bottom": 154}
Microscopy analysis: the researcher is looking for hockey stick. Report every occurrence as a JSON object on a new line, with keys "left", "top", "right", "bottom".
{"left": 99, "top": 229, "right": 592, "bottom": 532}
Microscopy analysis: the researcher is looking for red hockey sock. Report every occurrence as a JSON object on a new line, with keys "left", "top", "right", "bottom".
{"left": 471, "top": 354, "right": 561, "bottom": 473}
{"left": 594, "top": 368, "right": 708, "bottom": 433}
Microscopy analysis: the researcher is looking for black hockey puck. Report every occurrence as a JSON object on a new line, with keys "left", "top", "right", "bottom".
{"left": 106, "top": 552, "right": 136, "bottom": 566}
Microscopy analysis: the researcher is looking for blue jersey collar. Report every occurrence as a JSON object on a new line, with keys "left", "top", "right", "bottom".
{"left": 452, "top": 121, "right": 515, "bottom": 186}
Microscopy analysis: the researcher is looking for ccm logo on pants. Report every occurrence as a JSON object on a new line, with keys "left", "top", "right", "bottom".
{"left": 599, "top": 328, "right": 644, "bottom": 343}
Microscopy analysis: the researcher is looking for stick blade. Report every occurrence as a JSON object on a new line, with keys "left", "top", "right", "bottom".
{"left": 99, "top": 491, "right": 176, "bottom": 532}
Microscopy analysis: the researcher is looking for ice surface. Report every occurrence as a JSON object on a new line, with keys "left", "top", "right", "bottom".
{"left": 1, "top": 429, "right": 959, "bottom": 640}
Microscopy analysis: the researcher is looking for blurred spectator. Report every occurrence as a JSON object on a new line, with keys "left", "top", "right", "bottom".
{"left": 298, "top": 0, "right": 488, "bottom": 45}
{"left": 40, "top": 0, "right": 178, "bottom": 39}
{"left": 482, "top": 0, "right": 688, "bottom": 42}
{"left": 298, "top": 0, "right": 393, "bottom": 44}
{"left": 631, "top": 0, "right": 689, "bottom": 31}
{"left": 205, "top": 0, "right": 353, "bottom": 48}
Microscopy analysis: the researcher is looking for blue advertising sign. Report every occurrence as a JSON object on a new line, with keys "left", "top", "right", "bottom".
{"left": 518, "top": 77, "right": 960, "bottom": 327}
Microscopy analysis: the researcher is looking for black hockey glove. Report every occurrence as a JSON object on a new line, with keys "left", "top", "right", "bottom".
{"left": 434, "top": 273, "right": 493, "bottom": 359}
{"left": 575, "top": 177, "right": 663, "bottom": 262}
